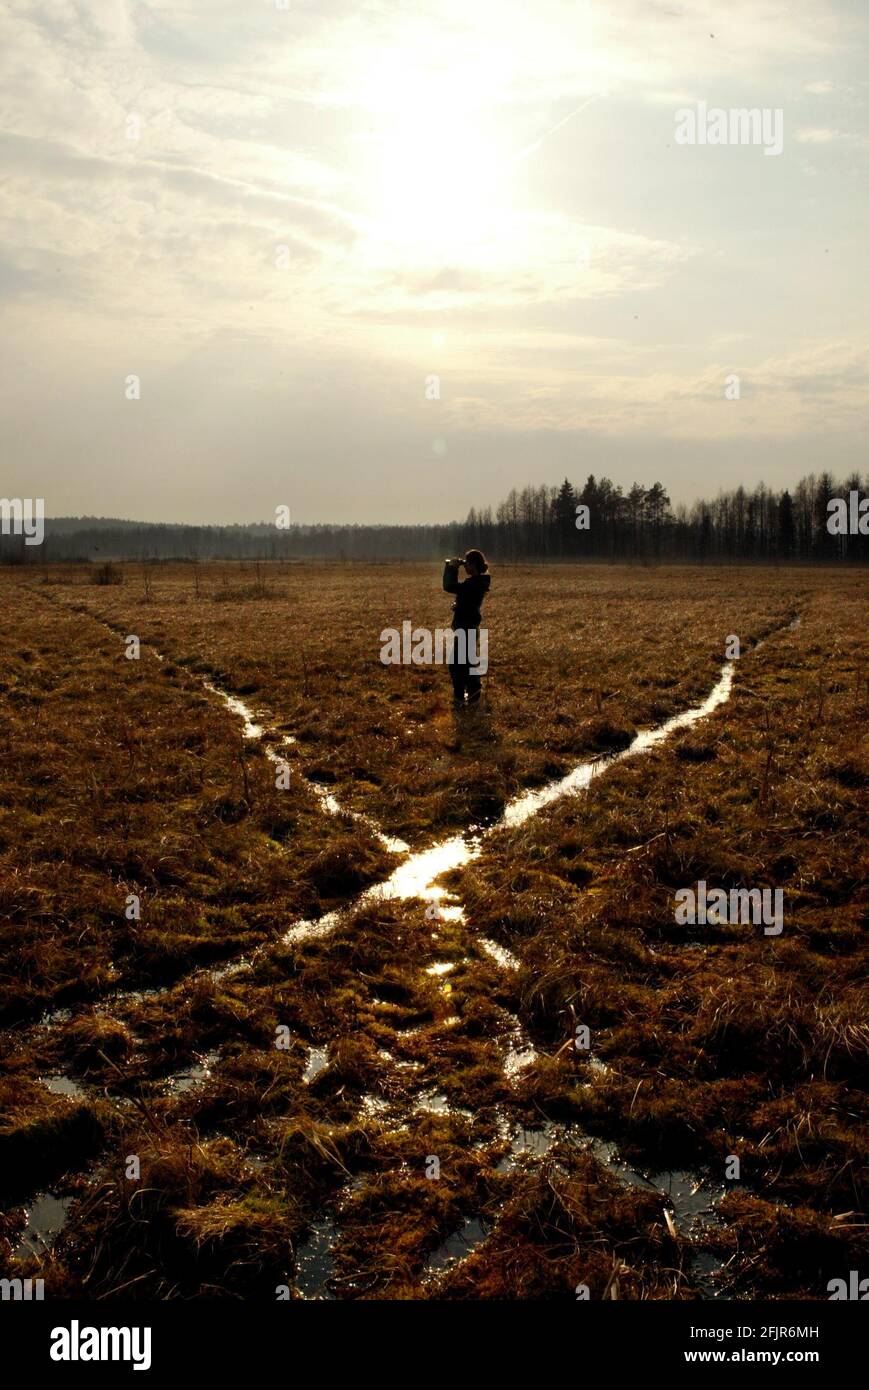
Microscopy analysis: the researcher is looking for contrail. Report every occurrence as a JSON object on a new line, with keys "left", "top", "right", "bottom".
{"left": 511, "top": 94, "right": 600, "bottom": 165}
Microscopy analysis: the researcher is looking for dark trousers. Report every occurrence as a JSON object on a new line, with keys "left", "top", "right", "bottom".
{"left": 448, "top": 629, "right": 482, "bottom": 703}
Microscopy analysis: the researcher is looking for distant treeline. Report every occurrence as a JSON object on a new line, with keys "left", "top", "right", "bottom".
{"left": 3, "top": 471, "right": 866, "bottom": 565}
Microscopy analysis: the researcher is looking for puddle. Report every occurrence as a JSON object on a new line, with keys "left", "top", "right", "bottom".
{"left": 586, "top": 1138, "right": 727, "bottom": 1297}
{"left": 377, "top": 835, "right": 477, "bottom": 903}
{"left": 503, "top": 1045, "right": 537, "bottom": 1077}
{"left": 689, "top": 1249, "right": 728, "bottom": 1298}
{"left": 653, "top": 1168, "right": 724, "bottom": 1231}
{"left": 424, "top": 1217, "right": 489, "bottom": 1276}
{"left": 164, "top": 1050, "right": 219, "bottom": 1093}
{"left": 566, "top": 1134, "right": 724, "bottom": 1231}
{"left": 35, "top": 1005, "right": 75, "bottom": 1029}
{"left": 360, "top": 1094, "right": 391, "bottom": 1118}
{"left": 39, "top": 1074, "right": 85, "bottom": 1098}
{"left": 282, "top": 909, "right": 342, "bottom": 947}
{"left": 428, "top": 901, "right": 465, "bottom": 924}
{"left": 425, "top": 962, "right": 456, "bottom": 977}
{"left": 12, "top": 1192, "right": 72, "bottom": 1261}
{"left": 242, "top": 1152, "right": 269, "bottom": 1171}
{"left": 304, "top": 1047, "right": 329, "bottom": 1083}
{"left": 492, "top": 1120, "right": 726, "bottom": 1296}
{"left": 479, "top": 938, "right": 520, "bottom": 970}
{"left": 413, "top": 1090, "right": 473, "bottom": 1118}
{"left": 294, "top": 1218, "right": 337, "bottom": 1300}
{"left": 414, "top": 1091, "right": 452, "bottom": 1114}
{"left": 496, "top": 1124, "right": 556, "bottom": 1168}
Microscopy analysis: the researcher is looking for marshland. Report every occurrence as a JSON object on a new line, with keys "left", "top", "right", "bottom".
{"left": 1, "top": 560, "right": 865, "bottom": 1300}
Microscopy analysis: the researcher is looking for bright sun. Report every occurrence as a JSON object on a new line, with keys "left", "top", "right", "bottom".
{"left": 354, "top": 59, "right": 514, "bottom": 267}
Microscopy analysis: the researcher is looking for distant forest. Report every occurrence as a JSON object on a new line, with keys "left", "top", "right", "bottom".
{"left": 3, "top": 470, "right": 867, "bottom": 565}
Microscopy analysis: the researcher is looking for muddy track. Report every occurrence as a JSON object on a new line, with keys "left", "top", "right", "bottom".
{"left": 6, "top": 597, "right": 801, "bottom": 1296}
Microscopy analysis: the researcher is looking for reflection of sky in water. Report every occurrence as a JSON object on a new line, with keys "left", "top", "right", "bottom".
{"left": 12, "top": 1192, "right": 72, "bottom": 1261}
{"left": 39, "top": 1074, "right": 85, "bottom": 1098}
{"left": 304, "top": 1047, "right": 329, "bottom": 1083}
{"left": 294, "top": 1218, "right": 337, "bottom": 1301}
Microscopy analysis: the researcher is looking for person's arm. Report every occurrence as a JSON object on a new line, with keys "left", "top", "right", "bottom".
{"left": 443, "top": 558, "right": 461, "bottom": 593}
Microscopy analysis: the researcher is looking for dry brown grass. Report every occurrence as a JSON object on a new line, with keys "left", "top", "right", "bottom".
{"left": 453, "top": 578, "right": 868, "bottom": 1292}
{"left": 13, "top": 560, "right": 804, "bottom": 839}
{"left": 1, "top": 560, "right": 865, "bottom": 1300}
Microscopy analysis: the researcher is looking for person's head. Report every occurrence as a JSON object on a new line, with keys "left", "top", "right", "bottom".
{"left": 463, "top": 548, "right": 488, "bottom": 576}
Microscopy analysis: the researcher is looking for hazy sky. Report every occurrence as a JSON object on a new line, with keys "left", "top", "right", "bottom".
{"left": 2, "top": 1, "right": 867, "bottom": 523}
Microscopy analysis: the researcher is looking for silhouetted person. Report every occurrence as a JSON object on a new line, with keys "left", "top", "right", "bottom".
{"left": 442, "top": 549, "right": 490, "bottom": 707}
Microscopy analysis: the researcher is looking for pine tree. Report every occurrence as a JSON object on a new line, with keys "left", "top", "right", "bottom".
{"left": 553, "top": 478, "right": 577, "bottom": 554}
{"left": 778, "top": 490, "right": 795, "bottom": 560}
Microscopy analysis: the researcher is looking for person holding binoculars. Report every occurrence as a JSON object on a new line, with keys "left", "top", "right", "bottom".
{"left": 442, "top": 549, "right": 490, "bottom": 708}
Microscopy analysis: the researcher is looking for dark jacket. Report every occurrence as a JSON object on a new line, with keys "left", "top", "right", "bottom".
{"left": 443, "top": 562, "right": 491, "bottom": 630}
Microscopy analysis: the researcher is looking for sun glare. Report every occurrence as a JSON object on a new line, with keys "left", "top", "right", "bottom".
{"left": 353, "top": 58, "right": 515, "bottom": 267}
